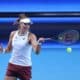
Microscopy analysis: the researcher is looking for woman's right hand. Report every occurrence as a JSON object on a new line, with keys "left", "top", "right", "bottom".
{"left": 0, "top": 43, "right": 3, "bottom": 52}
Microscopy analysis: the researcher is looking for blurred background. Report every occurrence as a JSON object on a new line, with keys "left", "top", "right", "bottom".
{"left": 0, "top": 0, "right": 80, "bottom": 80}
{"left": 0, "top": 0, "right": 80, "bottom": 41}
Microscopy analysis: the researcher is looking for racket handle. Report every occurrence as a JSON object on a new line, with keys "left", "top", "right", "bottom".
{"left": 44, "top": 38, "right": 52, "bottom": 40}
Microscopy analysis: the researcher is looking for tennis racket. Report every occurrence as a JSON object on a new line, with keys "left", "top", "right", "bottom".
{"left": 44, "top": 30, "right": 79, "bottom": 45}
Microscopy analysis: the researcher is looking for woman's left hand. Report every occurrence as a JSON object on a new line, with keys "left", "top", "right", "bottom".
{"left": 38, "top": 37, "right": 45, "bottom": 43}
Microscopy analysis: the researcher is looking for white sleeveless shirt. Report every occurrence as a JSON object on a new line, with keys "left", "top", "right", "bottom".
{"left": 9, "top": 31, "right": 32, "bottom": 66}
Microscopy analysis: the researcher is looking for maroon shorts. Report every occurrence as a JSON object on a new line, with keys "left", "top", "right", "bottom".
{"left": 6, "top": 63, "right": 32, "bottom": 80}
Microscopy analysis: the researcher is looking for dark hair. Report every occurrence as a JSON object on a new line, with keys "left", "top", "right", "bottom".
{"left": 19, "top": 13, "right": 27, "bottom": 19}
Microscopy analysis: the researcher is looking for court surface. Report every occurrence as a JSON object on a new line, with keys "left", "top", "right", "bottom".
{"left": 0, "top": 43, "right": 80, "bottom": 80}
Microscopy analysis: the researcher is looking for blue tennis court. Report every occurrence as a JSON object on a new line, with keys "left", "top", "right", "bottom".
{"left": 0, "top": 43, "right": 80, "bottom": 80}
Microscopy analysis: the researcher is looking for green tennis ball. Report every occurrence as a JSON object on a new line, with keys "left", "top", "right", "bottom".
{"left": 66, "top": 47, "right": 72, "bottom": 53}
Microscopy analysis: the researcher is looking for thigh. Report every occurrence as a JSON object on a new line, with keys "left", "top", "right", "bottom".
{"left": 4, "top": 76, "right": 17, "bottom": 80}
{"left": 18, "top": 67, "right": 32, "bottom": 80}
{"left": 5, "top": 63, "right": 19, "bottom": 79}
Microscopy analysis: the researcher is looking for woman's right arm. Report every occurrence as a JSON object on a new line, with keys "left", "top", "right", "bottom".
{"left": 5, "top": 31, "right": 15, "bottom": 53}
{"left": 0, "top": 31, "right": 15, "bottom": 53}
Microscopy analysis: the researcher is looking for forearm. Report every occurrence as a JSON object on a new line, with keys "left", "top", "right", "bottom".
{"left": 35, "top": 45, "right": 41, "bottom": 54}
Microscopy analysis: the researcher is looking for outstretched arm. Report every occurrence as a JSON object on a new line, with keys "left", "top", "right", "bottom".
{"left": 29, "top": 33, "right": 45, "bottom": 54}
{"left": 0, "top": 31, "right": 15, "bottom": 53}
{"left": 29, "top": 33, "right": 41, "bottom": 54}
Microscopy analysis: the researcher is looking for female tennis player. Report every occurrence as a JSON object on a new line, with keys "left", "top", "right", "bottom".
{"left": 0, "top": 18, "right": 45, "bottom": 80}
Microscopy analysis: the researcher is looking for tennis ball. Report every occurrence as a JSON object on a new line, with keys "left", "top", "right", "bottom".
{"left": 66, "top": 47, "right": 72, "bottom": 53}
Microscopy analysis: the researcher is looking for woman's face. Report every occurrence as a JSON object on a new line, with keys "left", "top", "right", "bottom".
{"left": 19, "top": 22, "right": 30, "bottom": 32}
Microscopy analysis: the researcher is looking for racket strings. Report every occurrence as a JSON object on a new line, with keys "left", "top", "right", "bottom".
{"left": 58, "top": 30, "right": 79, "bottom": 45}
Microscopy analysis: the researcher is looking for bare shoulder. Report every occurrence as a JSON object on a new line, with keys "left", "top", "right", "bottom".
{"left": 10, "top": 30, "right": 17, "bottom": 38}
{"left": 29, "top": 32, "right": 37, "bottom": 39}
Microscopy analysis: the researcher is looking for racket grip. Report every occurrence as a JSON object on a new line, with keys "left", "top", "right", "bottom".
{"left": 37, "top": 40, "right": 42, "bottom": 45}
{"left": 44, "top": 38, "right": 52, "bottom": 40}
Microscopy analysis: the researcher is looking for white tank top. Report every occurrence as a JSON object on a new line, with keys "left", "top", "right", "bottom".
{"left": 9, "top": 31, "right": 32, "bottom": 66}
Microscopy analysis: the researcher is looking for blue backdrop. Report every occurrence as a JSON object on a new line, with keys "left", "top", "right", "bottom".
{"left": 0, "top": 0, "right": 80, "bottom": 12}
